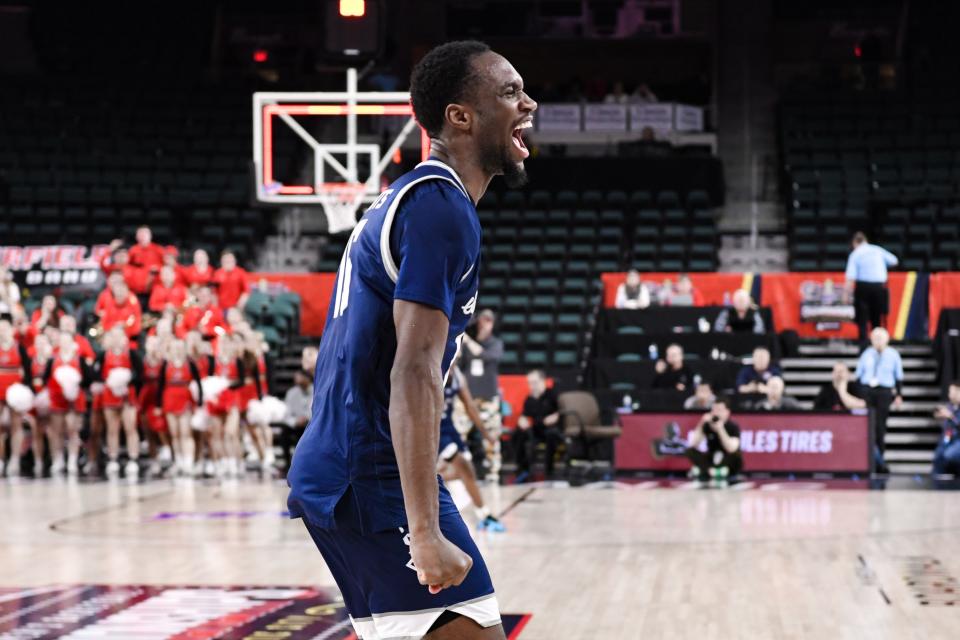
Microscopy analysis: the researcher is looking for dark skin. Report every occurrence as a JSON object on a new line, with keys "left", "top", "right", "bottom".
{"left": 389, "top": 50, "right": 535, "bottom": 640}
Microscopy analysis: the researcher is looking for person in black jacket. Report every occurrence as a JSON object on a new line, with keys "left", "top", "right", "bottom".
{"left": 513, "top": 370, "right": 562, "bottom": 482}
{"left": 652, "top": 344, "right": 698, "bottom": 393}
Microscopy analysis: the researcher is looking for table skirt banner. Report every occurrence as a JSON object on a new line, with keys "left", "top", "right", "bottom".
{"left": 615, "top": 412, "right": 871, "bottom": 473}
{"left": 928, "top": 273, "right": 960, "bottom": 338}
{"left": 760, "top": 272, "right": 927, "bottom": 340}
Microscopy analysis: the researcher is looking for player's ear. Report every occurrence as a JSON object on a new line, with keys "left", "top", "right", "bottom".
{"left": 444, "top": 103, "right": 472, "bottom": 132}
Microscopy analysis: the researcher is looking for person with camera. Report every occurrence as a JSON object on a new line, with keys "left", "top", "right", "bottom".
{"left": 686, "top": 396, "right": 742, "bottom": 483}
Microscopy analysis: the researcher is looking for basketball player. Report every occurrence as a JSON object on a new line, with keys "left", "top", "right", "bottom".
{"left": 438, "top": 365, "right": 505, "bottom": 532}
{"left": 0, "top": 319, "right": 31, "bottom": 477}
{"left": 287, "top": 40, "right": 535, "bottom": 639}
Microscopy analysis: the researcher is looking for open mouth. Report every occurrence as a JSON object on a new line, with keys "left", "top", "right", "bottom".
{"left": 511, "top": 120, "right": 532, "bottom": 160}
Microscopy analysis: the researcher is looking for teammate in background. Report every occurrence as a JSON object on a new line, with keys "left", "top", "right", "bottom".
{"left": 97, "top": 326, "right": 143, "bottom": 480}
{"left": 213, "top": 250, "right": 250, "bottom": 310}
{"left": 27, "top": 334, "right": 53, "bottom": 477}
{"left": 139, "top": 336, "right": 171, "bottom": 476}
{"left": 159, "top": 339, "right": 202, "bottom": 477}
{"left": 44, "top": 332, "right": 91, "bottom": 475}
{"left": 439, "top": 366, "right": 504, "bottom": 532}
{"left": 288, "top": 40, "right": 535, "bottom": 639}
{"left": 0, "top": 319, "right": 31, "bottom": 477}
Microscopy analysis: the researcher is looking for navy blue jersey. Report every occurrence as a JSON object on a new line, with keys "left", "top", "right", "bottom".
{"left": 287, "top": 159, "right": 481, "bottom": 532}
{"left": 442, "top": 367, "right": 462, "bottom": 424}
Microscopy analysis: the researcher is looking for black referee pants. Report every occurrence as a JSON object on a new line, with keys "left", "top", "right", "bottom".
{"left": 862, "top": 386, "right": 893, "bottom": 457}
{"left": 854, "top": 281, "right": 888, "bottom": 343}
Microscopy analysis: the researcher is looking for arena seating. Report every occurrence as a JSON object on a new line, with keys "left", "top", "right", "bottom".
{"left": 780, "top": 97, "right": 960, "bottom": 271}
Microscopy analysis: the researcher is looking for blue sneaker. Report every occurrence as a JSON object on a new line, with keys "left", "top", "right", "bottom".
{"left": 478, "top": 515, "right": 506, "bottom": 533}
{"left": 513, "top": 471, "right": 530, "bottom": 484}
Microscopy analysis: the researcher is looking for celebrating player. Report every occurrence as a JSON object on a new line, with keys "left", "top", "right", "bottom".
{"left": 288, "top": 40, "right": 535, "bottom": 639}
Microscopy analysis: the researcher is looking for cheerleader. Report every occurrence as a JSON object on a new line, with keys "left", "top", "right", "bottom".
{"left": 26, "top": 334, "right": 53, "bottom": 476}
{"left": 96, "top": 326, "right": 143, "bottom": 480}
{"left": 44, "top": 332, "right": 91, "bottom": 475}
{"left": 0, "top": 319, "right": 31, "bottom": 477}
{"left": 240, "top": 330, "right": 278, "bottom": 473}
{"left": 159, "top": 339, "right": 202, "bottom": 476}
{"left": 139, "top": 336, "right": 170, "bottom": 475}
{"left": 208, "top": 335, "right": 245, "bottom": 478}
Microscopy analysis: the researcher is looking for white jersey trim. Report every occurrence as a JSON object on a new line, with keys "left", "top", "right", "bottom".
{"left": 378, "top": 167, "right": 471, "bottom": 284}
{"left": 359, "top": 593, "right": 500, "bottom": 639}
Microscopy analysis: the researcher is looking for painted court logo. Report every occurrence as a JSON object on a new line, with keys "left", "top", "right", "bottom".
{"left": 0, "top": 585, "right": 531, "bottom": 639}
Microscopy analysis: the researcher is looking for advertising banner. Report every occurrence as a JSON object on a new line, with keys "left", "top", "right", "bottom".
{"left": 615, "top": 412, "right": 871, "bottom": 473}
{"left": 0, "top": 245, "right": 110, "bottom": 293}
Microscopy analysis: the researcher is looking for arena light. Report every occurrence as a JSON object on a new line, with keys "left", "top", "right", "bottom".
{"left": 339, "top": 0, "right": 365, "bottom": 18}
{"left": 253, "top": 49, "right": 269, "bottom": 63}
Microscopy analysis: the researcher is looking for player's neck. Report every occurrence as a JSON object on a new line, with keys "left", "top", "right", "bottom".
{"left": 428, "top": 140, "right": 491, "bottom": 204}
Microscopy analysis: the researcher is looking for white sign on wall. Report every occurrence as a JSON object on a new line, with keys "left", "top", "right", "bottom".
{"left": 629, "top": 103, "right": 674, "bottom": 134}
{"left": 583, "top": 104, "right": 628, "bottom": 132}
{"left": 674, "top": 104, "right": 705, "bottom": 132}
{"left": 535, "top": 103, "right": 582, "bottom": 131}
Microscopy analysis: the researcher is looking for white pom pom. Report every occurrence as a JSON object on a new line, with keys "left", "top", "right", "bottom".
{"left": 33, "top": 389, "right": 51, "bottom": 416}
{"left": 200, "top": 376, "right": 229, "bottom": 403}
{"left": 5, "top": 383, "right": 34, "bottom": 413}
{"left": 54, "top": 366, "right": 82, "bottom": 401}
{"left": 246, "top": 399, "right": 269, "bottom": 426}
{"left": 263, "top": 395, "right": 288, "bottom": 423}
{"left": 190, "top": 408, "right": 209, "bottom": 432}
{"left": 106, "top": 367, "right": 132, "bottom": 397}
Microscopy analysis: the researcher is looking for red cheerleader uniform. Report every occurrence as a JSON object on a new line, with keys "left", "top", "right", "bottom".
{"left": 47, "top": 354, "right": 87, "bottom": 413}
{"left": 139, "top": 358, "right": 165, "bottom": 432}
{"left": 0, "top": 342, "right": 28, "bottom": 404}
{"left": 237, "top": 358, "right": 261, "bottom": 412}
{"left": 161, "top": 361, "right": 195, "bottom": 416}
{"left": 208, "top": 358, "right": 240, "bottom": 416}
{"left": 100, "top": 350, "right": 138, "bottom": 409}
{"left": 28, "top": 357, "right": 48, "bottom": 417}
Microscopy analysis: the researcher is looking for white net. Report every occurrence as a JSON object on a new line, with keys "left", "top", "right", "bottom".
{"left": 318, "top": 184, "right": 368, "bottom": 234}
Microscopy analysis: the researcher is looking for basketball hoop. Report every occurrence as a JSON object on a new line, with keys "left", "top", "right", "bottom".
{"left": 318, "top": 183, "right": 369, "bottom": 234}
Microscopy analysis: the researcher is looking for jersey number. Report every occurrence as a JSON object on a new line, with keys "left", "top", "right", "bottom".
{"left": 332, "top": 219, "right": 369, "bottom": 319}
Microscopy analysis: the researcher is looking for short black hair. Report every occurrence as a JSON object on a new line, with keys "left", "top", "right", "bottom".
{"left": 714, "top": 394, "right": 734, "bottom": 409}
{"left": 410, "top": 40, "right": 491, "bottom": 138}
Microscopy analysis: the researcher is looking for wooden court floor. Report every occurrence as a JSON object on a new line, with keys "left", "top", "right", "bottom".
{"left": 0, "top": 477, "right": 958, "bottom": 639}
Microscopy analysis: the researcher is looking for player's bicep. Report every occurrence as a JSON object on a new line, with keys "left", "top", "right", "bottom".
{"left": 392, "top": 300, "right": 450, "bottom": 373}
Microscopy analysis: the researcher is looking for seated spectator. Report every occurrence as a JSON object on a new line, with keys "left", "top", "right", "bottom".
{"left": 513, "top": 369, "right": 562, "bottom": 482}
{"left": 665, "top": 274, "right": 704, "bottom": 306}
{"left": 632, "top": 83, "right": 658, "bottom": 104}
{"left": 101, "top": 242, "right": 151, "bottom": 297}
{"left": 98, "top": 277, "right": 143, "bottom": 338}
{"left": 128, "top": 225, "right": 166, "bottom": 277}
{"left": 736, "top": 347, "right": 781, "bottom": 394}
{"left": 302, "top": 346, "right": 319, "bottom": 374}
{"left": 753, "top": 376, "right": 802, "bottom": 411}
{"left": 714, "top": 289, "right": 766, "bottom": 334}
{"left": 284, "top": 370, "right": 313, "bottom": 430}
{"left": 932, "top": 382, "right": 960, "bottom": 476}
{"left": 0, "top": 267, "right": 20, "bottom": 318}
{"left": 814, "top": 362, "right": 866, "bottom": 411}
{"left": 684, "top": 381, "right": 716, "bottom": 410}
{"left": 148, "top": 266, "right": 188, "bottom": 313}
{"left": 615, "top": 269, "right": 651, "bottom": 310}
{"left": 213, "top": 250, "right": 251, "bottom": 310}
{"left": 181, "top": 286, "right": 224, "bottom": 339}
{"left": 686, "top": 395, "right": 742, "bottom": 482}
{"left": 603, "top": 81, "right": 629, "bottom": 105}
{"left": 183, "top": 249, "right": 215, "bottom": 290}
{"left": 653, "top": 344, "right": 698, "bottom": 392}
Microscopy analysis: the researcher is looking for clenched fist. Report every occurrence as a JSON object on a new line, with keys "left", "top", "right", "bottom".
{"left": 411, "top": 530, "right": 473, "bottom": 595}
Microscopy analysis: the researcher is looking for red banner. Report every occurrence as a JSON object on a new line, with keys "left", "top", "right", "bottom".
{"left": 928, "top": 273, "right": 960, "bottom": 337}
{"left": 615, "top": 412, "right": 871, "bottom": 473}
{"left": 761, "top": 272, "right": 911, "bottom": 338}
{"left": 257, "top": 273, "right": 337, "bottom": 336}
{"left": 601, "top": 272, "right": 749, "bottom": 308}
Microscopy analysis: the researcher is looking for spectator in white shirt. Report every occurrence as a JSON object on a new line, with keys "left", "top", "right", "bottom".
{"left": 0, "top": 267, "right": 20, "bottom": 317}
{"left": 615, "top": 269, "right": 651, "bottom": 309}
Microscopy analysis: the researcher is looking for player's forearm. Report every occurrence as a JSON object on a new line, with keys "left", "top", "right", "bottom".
{"left": 390, "top": 360, "right": 443, "bottom": 537}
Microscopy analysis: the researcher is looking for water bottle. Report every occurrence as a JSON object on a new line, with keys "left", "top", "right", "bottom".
{"left": 649, "top": 343, "right": 658, "bottom": 360}
{"left": 622, "top": 394, "right": 632, "bottom": 412}
{"left": 698, "top": 317, "right": 710, "bottom": 333}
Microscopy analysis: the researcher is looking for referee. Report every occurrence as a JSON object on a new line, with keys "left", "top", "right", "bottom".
{"left": 844, "top": 231, "right": 898, "bottom": 344}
